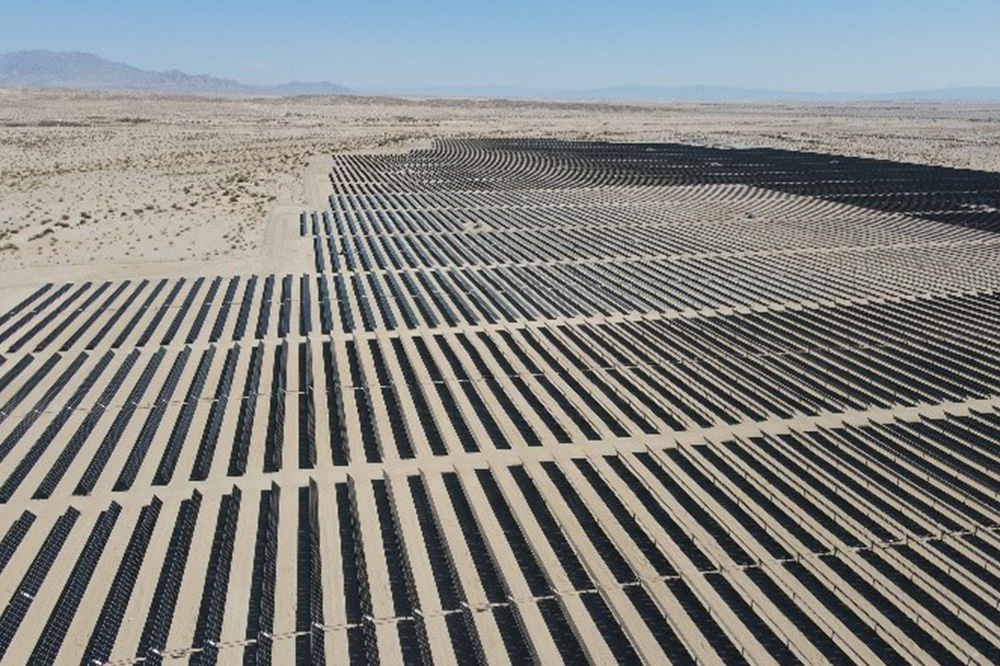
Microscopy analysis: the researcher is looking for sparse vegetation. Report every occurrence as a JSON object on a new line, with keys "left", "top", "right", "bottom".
{"left": 28, "top": 227, "right": 54, "bottom": 241}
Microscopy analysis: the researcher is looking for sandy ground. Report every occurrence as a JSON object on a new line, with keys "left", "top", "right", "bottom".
{"left": 1, "top": 88, "right": 998, "bottom": 281}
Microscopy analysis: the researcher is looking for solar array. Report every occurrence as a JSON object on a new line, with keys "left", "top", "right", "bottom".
{"left": 0, "top": 138, "right": 999, "bottom": 665}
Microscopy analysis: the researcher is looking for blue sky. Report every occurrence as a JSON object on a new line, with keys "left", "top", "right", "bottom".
{"left": 2, "top": 0, "right": 998, "bottom": 91}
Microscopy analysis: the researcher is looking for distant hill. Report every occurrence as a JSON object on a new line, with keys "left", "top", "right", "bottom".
{"left": 886, "top": 87, "right": 1000, "bottom": 101}
{"left": 0, "top": 50, "right": 351, "bottom": 96}
{"left": 384, "top": 84, "right": 828, "bottom": 101}
{"left": 369, "top": 83, "right": 1000, "bottom": 102}
{"left": 583, "top": 84, "right": 1000, "bottom": 101}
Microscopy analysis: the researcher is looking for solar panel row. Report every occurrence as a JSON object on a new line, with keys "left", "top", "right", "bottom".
{"left": 0, "top": 139, "right": 998, "bottom": 664}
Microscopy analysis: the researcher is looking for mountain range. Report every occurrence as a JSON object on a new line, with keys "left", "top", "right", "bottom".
{"left": 2, "top": 50, "right": 998, "bottom": 101}
{"left": 0, "top": 50, "right": 351, "bottom": 96}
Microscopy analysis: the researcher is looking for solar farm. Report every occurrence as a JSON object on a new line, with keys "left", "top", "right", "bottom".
{"left": 2, "top": 137, "right": 1000, "bottom": 665}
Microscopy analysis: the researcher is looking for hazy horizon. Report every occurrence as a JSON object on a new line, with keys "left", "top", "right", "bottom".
{"left": 2, "top": 1, "right": 999, "bottom": 92}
